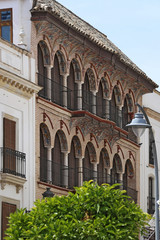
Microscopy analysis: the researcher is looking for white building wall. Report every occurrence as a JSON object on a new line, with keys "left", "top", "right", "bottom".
{"left": 0, "top": 0, "right": 32, "bottom": 50}
{"left": 0, "top": 37, "right": 39, "bottom": 239}
{"left": 140, "top": 91, "right": 160, "bottom": 214}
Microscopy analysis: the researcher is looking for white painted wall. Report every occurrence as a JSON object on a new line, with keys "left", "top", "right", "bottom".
{"left": 0, "top": 0, "right": 32, "bottom": 50}
{"left": 0, "top": 37, "right": 36, "bottom": 239}
{"left": 140, "top": 91, "right": 160, "bottom": 213}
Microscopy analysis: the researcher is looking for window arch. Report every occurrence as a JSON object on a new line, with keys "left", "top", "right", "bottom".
{"left": 82, "top": 72, "right": 92, "bottom": 112}
{"left": 38, "top": 43, "right": 47, "bottom": 98}
{"left": 96, "top": 81, "right": 105, "bottom": 118}
{"left": 110, "top": 86, "right": 120, "bottom": 126}
{"left": 83, "top": 145, "right": 93, "bottom": 182}
{"left": 52, "top": 132, "right": 63, "bottom": 187}
{"left": 111, "top": 154, "right": 122, "bottom": 185}
{"left": 68, "top": 139, "right": 78, "bottom": 188}
{"left": 40, "top": 123, "right": 51, "bottom": 183}
{"left": 97, "top": 148, "right": 110, "bottom": 185}
{"left": 67, "top": 62, "right": 77, "bottom": 110}
{"left": 122, "top": 97, "right": 128, "bottom": 129}
{"left": 51, "top": 54, "right": 62, "bottom": 106}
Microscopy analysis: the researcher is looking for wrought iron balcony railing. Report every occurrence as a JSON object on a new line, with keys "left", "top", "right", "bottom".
{"left": 37, "top": 73, "right": 137, "bottom": 143}
{"left": 40, "top": 158, "right": 137, "bottom": 202}
{"left": 0, "top": 147, "right": 26, "bottom": 178}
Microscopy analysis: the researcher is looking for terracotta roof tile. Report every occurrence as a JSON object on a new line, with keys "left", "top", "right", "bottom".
{"left": 32, "top": 0, "right": 158, "bottom": 87}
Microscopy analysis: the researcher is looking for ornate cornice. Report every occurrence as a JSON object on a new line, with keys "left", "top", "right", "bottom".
{"left": 144, "top": 107, "right": 160, "bottom": 122}
{"left": 0, "top": 68, "right": 41, "bottom": 99}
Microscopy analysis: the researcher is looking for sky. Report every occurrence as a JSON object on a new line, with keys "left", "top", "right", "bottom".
{"left": 57, "top": 0, "right": 160, "bottom": 89}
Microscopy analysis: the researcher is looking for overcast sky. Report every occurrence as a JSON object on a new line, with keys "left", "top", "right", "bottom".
{"left": 57, "top": 0, "right": 160, "bottom": 89}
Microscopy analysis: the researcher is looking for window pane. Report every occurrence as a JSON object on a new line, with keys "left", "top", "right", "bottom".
{"left": 2, "top": 25, "right": 10, "bottom": 41}
{"left": 1, "top": 10, "right": 11, "bottom": 21}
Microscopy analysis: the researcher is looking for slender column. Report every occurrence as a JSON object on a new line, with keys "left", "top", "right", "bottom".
{"left": 78, "top": 157, "right": 83, "bottom": 186}
{"left": 47, "top": 148, "right": 52, "bottom": 182}
{"left": 118, "top": 107, "right": 122, "bottom": 128}
{"left": 63, "top": 152, "right": 68, "bottom": 187}
{"left": 92, "top": 91, "right": 97, "bottom": 114}
{"left": 104, "top": 99, "right": 110, "bottom": 119}
{"left": 77, "top": 82, "right": 82, "bottom": 110}
{"left": 62, "top": 74, "right": 68, "bottom": 108}
{"left": 45, "top": 65, "right": 52, "bottom": 100}
{"left": 119, "top": 173, "right": 123, "bottom": 189}
{"left": 106, "top": 168, "right": 111, "bottom": 184}
{"left": 92, "top": 162, "right": 97, "bottom": 182}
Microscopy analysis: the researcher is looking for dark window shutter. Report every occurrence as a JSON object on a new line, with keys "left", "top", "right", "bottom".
{"left": 1, "top": 202, "right": 16, "bottom": 239}
{"left": 3, "top": 118, "right": 16, "bottom": 172}
{"left": 3, "top": 118, "right": 15, "bottom": 150}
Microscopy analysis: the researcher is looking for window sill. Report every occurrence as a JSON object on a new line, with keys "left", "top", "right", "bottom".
{"left": 0, "top": 172, "right": 26, "bottom": 193}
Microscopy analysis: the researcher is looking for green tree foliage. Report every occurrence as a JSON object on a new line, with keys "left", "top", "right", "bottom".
{"left": 5, "top": 181, "right": 150, "bottom": 240}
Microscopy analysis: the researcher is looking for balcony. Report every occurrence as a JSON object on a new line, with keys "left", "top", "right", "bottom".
{"left": 147, "top": 196, "right": 155, "bottom": 214}
{"left": 37, "top": 73, "right": 137, "bottom": 144}
{"left": 39, "top": 158, "right": 137, "bottom": 202}
{"left": 0, "top": 147, "right": 26, "bottom": 192}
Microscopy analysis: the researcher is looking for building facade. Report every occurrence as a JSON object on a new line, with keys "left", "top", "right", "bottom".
{"left": 30, "top": 0, "right": 157, "bottom": 202}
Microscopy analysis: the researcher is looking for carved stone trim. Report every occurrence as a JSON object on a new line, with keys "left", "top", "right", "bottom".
{"left": 0, "top": 69, "right": 41, "bottom": 99}
{"left": 0, "top": 173, "right": 26, "bottom": 193}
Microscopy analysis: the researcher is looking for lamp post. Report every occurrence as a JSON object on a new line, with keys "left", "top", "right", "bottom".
{"left": 42, "top": 187, "right": 54, "bottom": 198}
{"left": 126, "top": 103, "right": 159, "bottom": 240}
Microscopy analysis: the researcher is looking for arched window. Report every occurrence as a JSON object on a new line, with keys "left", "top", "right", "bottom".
{"left": 38, "top": 43, "right": 47, "bottom": 98}
{"left": 68, "top": 140, "right": 78, "bottom": 188}
{"left": 110, "top": 88, "right": 119, "bottom": 125}
{"left": 96, "top": 81, "right": 105, "bottom": 118}
{"left": 51, "top": 54, "right": 62, "bottom": 106}
{"left": 67, "top": 62, "right": 77, "bottom": 110}
{"left": 111, "top": 154, "right": 122, "bottom": 185}
{"left": 52, "top": 133, "right": 63, "bottom": 187}
{"left": 83, "top": 145, "right": 93, "bottom": 181}
{"left": 97, "top": 149, "right": 110, "bottom": 185}
{"left": 82, "top": 73, "right": 92, "bottom": 112}
{"left": 40, "top": 124, "right": 50, "bottom": 182}
{"left": 122, "top": 98, "right": 128, "bottom": 129}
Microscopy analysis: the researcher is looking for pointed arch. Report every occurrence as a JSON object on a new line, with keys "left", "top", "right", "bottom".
{"left": 67, "top": 61, "right": 77, "bottom": 110}
{"left": 96, "top": 80, "right": 105, "bottom": 118}
{"left": 111, "top": 153, "right": 122, "bottom": 185}
{"left": 40, "top": 123, "right": 51, "bottom": 148}
{"left": 122, "top": 93, "right": 134, "bottom": 129}
{"left": 51, "top": 53, "right": 62, "bottom": 105}
{"left": 86, "top": 68, "right": 96, "bottom": 91}
{"left": 38, "top": 40, "right": 50, "bottom": 65}
{"left": 68, "top": 136, "right": 81, "bottom": 188}
{"left": 71, "top": 58, "right": 81, "bottom": 81}
{"left": 55, "top": 130, "right": 68, "bottom": 152}
{"left": 110, "top": 86, "right": 120, "bottom": 126}
{"left": 101, "top": 77, "right": 110, "bottom": 99}
{"left": 71, "top": 136, "right": 82, "bottom": 158}
{"left": 97, "top": 148, "right": 110, "bottom": 185}
{"left": 40, "top": 123, "right": 51, "bottom": 183}
{"left": 56, "top": 50, "right": 66, "bottom": 74}
{"left": 82, "top": 71, "right": 92, "bottom": 112}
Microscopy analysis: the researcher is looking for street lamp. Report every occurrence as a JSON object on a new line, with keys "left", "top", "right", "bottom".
{"left": 126, "top": 103, "right": 159, "bottom": 240}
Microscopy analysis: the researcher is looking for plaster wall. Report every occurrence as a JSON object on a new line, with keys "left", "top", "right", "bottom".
{"left": 0, "top": 0, "right": 32, "bottom": 50}
{"left": 140, "top": 91, "right": 160, "bottom": 213}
